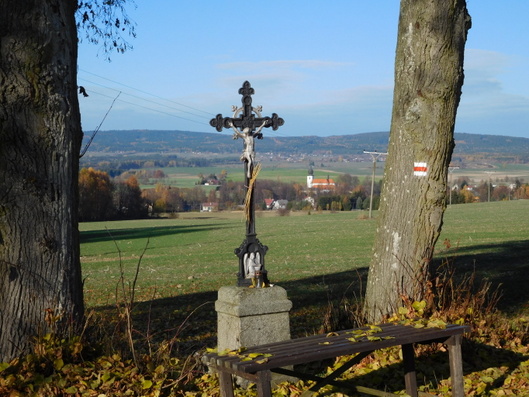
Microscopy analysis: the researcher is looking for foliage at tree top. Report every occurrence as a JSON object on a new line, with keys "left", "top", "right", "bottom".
{"left": 76, "top": 0, "right": 137, "bottom": 59}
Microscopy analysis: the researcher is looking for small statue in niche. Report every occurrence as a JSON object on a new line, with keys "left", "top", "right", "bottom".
{"left": 244, "top": 252, "right": 268, "bottom": 288}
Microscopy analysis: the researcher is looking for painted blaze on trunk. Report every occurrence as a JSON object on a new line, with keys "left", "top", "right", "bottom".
{"left": 364, "top": 0, "right": 471, "bottom": 322}
{"left": 0, "top": 0, "right": 84, "bottom": 361}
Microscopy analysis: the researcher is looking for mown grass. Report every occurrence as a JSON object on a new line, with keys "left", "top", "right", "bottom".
{"left": 80, "top": 200, "right": 529, "bottom": 341}
{"left": 80, "top": 211, "right": 374, "bottom": 306}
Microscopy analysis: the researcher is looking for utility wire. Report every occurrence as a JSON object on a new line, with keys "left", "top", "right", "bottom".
{"left": 81, "top": 86, "right": 209, "bottom": 126}
{"left": 79, "top": 92, "right": 121, "bottom": 158}
{"left": 79, "top": 68, "right": 213, "bottom": 117}
{"left": 78, "top": 69, "right": 290, "bottom": 138}
{"left": 78, "top": 77, "right": 211, "bottom": 122}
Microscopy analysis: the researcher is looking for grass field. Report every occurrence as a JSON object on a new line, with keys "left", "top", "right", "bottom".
{"left": 80, "top": 200, "right": 529, "bottom": 336}
{"left": 80, "top": 210, "right": 376, "bottom": 309}
{"left": 137, "top": 160, "right": 529, "bottom": 189}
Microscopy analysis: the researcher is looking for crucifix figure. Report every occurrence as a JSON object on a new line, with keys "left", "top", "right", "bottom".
{"left": 210, "top": 81, "right": 284, "bottom": 287}
{"left": 229, "top": 119, "right": 268, "bottom": 179}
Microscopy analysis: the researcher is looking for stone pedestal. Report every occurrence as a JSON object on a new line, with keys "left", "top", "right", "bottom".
{"left": 216, "top": 285, "right": 293, "bottom": 352}
{"left": 215, "top": 285, "right": 294, "bottom": 387}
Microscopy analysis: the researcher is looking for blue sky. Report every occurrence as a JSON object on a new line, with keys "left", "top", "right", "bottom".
{"left": 77, "top": 1, "right": 529, "bottom": 139}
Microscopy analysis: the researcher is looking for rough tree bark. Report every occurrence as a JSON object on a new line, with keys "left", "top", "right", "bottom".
{"left": 0, "top": 1, "right": 84, "bottom": 361}
{"left": 364, "top": 0, "right": 471, "bottom": 322}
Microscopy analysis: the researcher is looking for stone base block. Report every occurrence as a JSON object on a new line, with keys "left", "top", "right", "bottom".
{"left": 216, "top": 285, "right": 292, "bottom": 352}
{"left": 215, "top": 285, "right": 294, "bottom": 386}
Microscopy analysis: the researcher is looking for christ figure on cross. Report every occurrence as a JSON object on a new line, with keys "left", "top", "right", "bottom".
{"left": 228, "top": 120, "right": 269, "bottom": 179}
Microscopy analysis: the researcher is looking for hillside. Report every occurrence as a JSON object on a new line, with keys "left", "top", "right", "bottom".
{"left": 81, "top": 129, "right": 529, "bottom": 159}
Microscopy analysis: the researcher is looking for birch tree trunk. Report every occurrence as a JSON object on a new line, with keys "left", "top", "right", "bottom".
{"left": 364, "top": 0, "right": 471, "bottom": 322}
{"left": 0, "top": 0, "right": 84, "bottom": 361}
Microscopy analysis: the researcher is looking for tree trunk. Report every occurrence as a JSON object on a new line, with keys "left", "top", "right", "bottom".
{"left": 0, "top": 0, "right": 84, "bottom": 361}
{"left": 364, "top": 0, "right": 471, "bottom": 322}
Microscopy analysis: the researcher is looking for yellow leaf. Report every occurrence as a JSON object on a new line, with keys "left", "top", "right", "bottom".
{"left": 142, "top": 379, "right": 153, "bottom": 389}
{"left": 412, "top": 300, "right": 426, "bottom": 311}
{"left": 427, "top": 319, "right": 447, "bottom": 329}
{"left": 54, "top": 358, "right": 64, "bottom": 370}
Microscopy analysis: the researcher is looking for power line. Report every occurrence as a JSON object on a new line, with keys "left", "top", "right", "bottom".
{"left": 77, "top": 77, "right": 212, "bottom": 123}
{"left": 79, "top": 86, "right": 210, "bottom": 128}
{"left": 78, "top": 69, "right": 291, "bottom": 138}
{"left": 79, "top": 68, "right": 214, "bottom": 117}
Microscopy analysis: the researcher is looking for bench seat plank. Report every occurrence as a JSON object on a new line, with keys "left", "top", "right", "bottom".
{"left": 204, "top": 323, "right": 469, "bottom": 397}
{"left": 206, "top": 323, "right": 468, "bottom": 373}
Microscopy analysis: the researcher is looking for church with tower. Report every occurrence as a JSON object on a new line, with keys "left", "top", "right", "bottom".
{"left": 307, "top": 166, "right": 335, "bottom": 191}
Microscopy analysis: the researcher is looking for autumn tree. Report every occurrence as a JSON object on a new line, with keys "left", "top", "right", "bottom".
{"left": 364, "top": 0, "right": 471, "bottom": 321}
{"left": 79, "top": 168, "right": 114, "bottom": 221}
{"left": 0, "top": 0, "right": 135, "bottom": 361}
{"left": 491, "top": 185, "right": 510, "bottom": 201}
{"left": 114, "top": 175, "right": 146, "bottom": 219}
{"left": 207, "top": 188, "right": 218, "bottom": 204}
{"left": 143, "top": 184, "right": 185, "bottom": 213}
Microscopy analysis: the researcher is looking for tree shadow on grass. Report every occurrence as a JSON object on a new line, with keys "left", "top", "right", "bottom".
{"left": 92, "top": 269, "right": 369, "bottom": 357}
{"left": 434, "top": 239, "right": 529, "bottom": 311}
{"left": 90, "top": 238, "right": 529, "bottom": 368}
{"left": 80, "top": 223, "right": 236, "bottom": 244}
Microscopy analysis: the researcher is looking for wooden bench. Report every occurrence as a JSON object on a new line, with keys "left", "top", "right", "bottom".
{"left": 203, "top": 323, "right": 469, "bottom": 397}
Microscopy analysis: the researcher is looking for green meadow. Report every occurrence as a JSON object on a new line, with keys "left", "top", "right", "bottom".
{"left": 136, "top": 160, "right": 390, "bottom": 189}
{"left": 80, "top": 200, "right": 529, "bottom": 330}
{"left": 136, "top": 160, "right": 529, "bottom": 189}
{"left": 80, "top": 210, "right": 375, "bottom": 310}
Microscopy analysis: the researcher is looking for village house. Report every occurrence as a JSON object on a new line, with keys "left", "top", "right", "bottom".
{"left": 272, "top": 199, "right": 288, "bottom": 210}
{"left": 200, "top": 202, "right": 218, "bottom": 212}
{"left": 263, "top": 198, "right": 275, "bottom": 210}
{"left": 263, "top": 198, "right": 289, "bottom": 210}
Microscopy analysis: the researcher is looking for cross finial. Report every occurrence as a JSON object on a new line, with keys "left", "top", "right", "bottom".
{"left": 209, "top": 81, "right": 284, "bottom": 135}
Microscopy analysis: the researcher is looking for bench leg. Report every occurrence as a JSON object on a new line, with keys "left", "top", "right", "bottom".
{"left": 402, "top": 343, "right": 418, "bottom": 397}
{"left": 255, "top": 370, "right": 272, "bottom": 397}
{"left": 218, "top": 370, "right": 235, "bottom": 397}
{"left": 446, "top": 334, "right": 465, "bottom": 397}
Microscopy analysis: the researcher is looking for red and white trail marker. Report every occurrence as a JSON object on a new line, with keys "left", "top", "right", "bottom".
{"left": 413, "top": 162, "right": 428, "bottom": 176}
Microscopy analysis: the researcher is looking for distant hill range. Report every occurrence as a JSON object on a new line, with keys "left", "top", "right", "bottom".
{"left": 83, "top": 129, "right": 529, "bottom": 159}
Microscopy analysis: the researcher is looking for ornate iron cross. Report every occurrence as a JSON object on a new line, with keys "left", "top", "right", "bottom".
{"left": 210, "top": 81, "right": 284, "bottom": 136}
{"left": 210, "top": 81, "right": 284, "bottom": 287}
